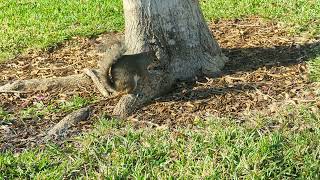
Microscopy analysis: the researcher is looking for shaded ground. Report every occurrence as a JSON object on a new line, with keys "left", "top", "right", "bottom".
{"left": 0, "top": 17, "right": 319, "bottom": 152}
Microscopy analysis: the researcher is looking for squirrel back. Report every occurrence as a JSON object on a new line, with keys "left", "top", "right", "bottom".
{"left": 98, "top": 41, "right": 155, "bottom": 94}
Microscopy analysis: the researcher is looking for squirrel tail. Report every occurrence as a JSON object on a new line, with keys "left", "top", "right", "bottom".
{"left": 98, "top": 40, "right": 126, "bottom": 93}
{"left": 98, "top": 42, "right": 126, "bottom": 73}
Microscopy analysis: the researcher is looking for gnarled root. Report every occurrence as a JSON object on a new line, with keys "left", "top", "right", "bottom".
{"left": 83, "top": 68, "right": 112, "bottom": 97}
{"left": 43, "top": 107, "right": 91, "bottom": 142}
{"left": 0, "top": 74, "right": 91, "bottom": 93}
{"left": 113, "top": 71, "right": 175, "bottom": 118}
{"left": 0, "top": 69, "right": 174, "bottom": 120}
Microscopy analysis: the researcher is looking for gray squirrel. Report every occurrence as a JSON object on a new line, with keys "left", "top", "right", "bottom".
{"left": 97, "top": 42, "right": 156, "bottom": 95}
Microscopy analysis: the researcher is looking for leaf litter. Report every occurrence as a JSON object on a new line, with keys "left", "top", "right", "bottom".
{"left": 0, "top": 17, "right": 319, "bottom": 152}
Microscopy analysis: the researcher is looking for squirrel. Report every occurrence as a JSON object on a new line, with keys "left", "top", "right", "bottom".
{"left": 97, "top": 42, "right": 156, "bottom": 96}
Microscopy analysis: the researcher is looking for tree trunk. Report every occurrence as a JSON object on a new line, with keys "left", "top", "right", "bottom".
{"left": 0, "top": 0, "right": 228, "bottom": 119}
{"left": 123, "top": 0, "right": 228, "bottom": 79}
{"left": 113, "top": 0, "right": 228, "bottom": 117}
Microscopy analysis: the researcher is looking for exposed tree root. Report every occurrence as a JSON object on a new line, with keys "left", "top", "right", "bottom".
{"left": 0, "top": 68, "right": 175, "bottom": 142}
{"left": 0, "top": 68, "right": 174, "bottom": 119}
{"left": 0, "top": 74, "right": 91, "bottom": 92}
{"left": 113, "top": 71, "right": 175, "bottom": 118}
{"left": 0, "top": 90, "right": 30, "bottom": 94}
{"left": 43, "top": 107, "right": 91, "bottom": 142}
{"left": 83, "top": 68, "right": 111, "bottom": 97}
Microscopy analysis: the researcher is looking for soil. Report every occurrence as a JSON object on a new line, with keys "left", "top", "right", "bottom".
{"left": 0, "top": 17, "right": 319, "bottom": 153}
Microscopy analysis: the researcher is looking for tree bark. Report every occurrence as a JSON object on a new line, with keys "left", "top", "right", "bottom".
{"left": 0, "top": 74, "right": 91, "bottom": 92}
{"left": 0, "top": 0, "right": 228, "bottom": 119}
{"left": 114, "top": 0, "right": 228, "bottom": 117}
{"left": 123, "top": 0, "right": 228, "bottom": 79}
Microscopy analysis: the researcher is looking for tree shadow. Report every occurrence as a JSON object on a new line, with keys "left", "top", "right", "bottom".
{"left": 222, "top": 41, "right": 320, "bottom": 75}
{"left": 157, "top": 41, "right": 320, "bottom": 103}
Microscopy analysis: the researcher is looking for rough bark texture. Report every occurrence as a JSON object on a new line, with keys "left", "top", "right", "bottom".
{"left": 124, "top": 0, "right": 228, "bottom": 79}
{"left": 83, "top": 68, "right": 111, "bottom": 97}
{"left": 0, "top": 74, "right": 91, "bottom": 92}
{"left": 113, "top": 71, "right": 174, "bottom": 117}
{"left": 114, "top": 0, "right": 227, "bottom": 117}
{"left": 43, "top": 107, "right": 90, "bottom": 142}
{"left": 0, "top": 0, "right": 227, "bottom": 119}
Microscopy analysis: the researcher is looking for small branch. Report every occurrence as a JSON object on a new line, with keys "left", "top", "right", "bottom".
{"left": 129, "top": 117, "right": 160, "bottom": 127}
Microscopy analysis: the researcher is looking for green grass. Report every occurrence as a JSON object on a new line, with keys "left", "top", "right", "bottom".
{"left": 1, "top": 1, "right": 320, "bottom": 178}
{"left": 309, "top": 56, "right": 320, "bottom": 82}
{"left": 58, "top": 95, "right": 92, "bottom": 112}
{"left": 201, "top": 0, "right": 320, "bottom": 36}
{"left": 0, "top": 0, "right": 123, "bottom": 61}
{"left": 0, "top": 107, "right": 11, "bottom": 123}
{"left": 1, "top": 104, "right": 320, "bottom": 179}
{"left": 308, "top": 44, "right": 320, "bottom": 82}
{"left": 0, "top": 0, "right": 319, "bottom": 61}
{"left": 0, "top": 95, "right": 91, "bottom": 121}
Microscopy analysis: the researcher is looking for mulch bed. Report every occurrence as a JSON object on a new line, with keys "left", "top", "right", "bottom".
{"left": 1, "top": 17, "right": 319, "bottom": 152}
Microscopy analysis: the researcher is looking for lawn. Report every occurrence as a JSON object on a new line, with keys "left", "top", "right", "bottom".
{"left": 0, "top": 0, "right": 319, "bottom": 61}
{"left": 0, "top": 0, "right": 123, "bottom": 61}
{"left": 0, "top": 0, "right": 320, "bottom": 179}
{"left": 1, "top": 105, "right": 320, "bottom": 179}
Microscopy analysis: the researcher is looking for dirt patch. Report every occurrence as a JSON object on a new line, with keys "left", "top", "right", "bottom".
{"left": 1, "top": 17, "right": 319, "bottom": 152}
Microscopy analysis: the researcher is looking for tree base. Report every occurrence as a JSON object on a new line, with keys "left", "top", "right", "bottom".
{"left": 0, "top": 68, "right": 174, "bottom": 138}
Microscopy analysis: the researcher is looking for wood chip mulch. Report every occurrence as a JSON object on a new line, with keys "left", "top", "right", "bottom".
{"left": 0, "top": 17, "right": 319, "bottom": 152}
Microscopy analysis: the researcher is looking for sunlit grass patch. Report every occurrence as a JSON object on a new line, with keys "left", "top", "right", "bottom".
{"left": 308, "top": 44, "right": 320, "bottom": 82}
{"left": 0, "top": 0, "right": 123, "bottom": 60}
{"left": 16, "top": 95, "right": 92, "bottom": 120}
{"left": 1, "top": 104, "right": 320, "bottom": 179}
{"left": 201, "top": 0, "right": 320, "bottom": 36}
{"left": 1, "top": 0, "right": 319, "bottom": 61}
{"left": 309, "top": 56, "right": 320, "bottom": 82}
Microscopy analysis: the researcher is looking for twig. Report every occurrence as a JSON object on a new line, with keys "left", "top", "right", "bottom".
{"left": 129, "top": 117, "right": 160, "bottom": 127}
{"left": 36, "top": 65, "right": 72, "bottom": 70}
